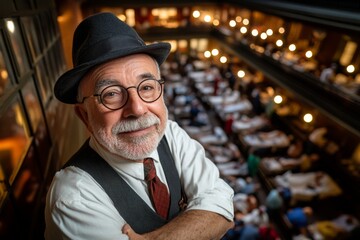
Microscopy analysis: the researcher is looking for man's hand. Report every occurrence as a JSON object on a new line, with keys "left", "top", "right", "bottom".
{"left": 122, "top": 224, "right": 145, "bottom": 240}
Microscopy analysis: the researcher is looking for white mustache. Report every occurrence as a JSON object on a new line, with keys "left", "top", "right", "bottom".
{"left": 112, "top": 115, "right": 160, "bottom": 134}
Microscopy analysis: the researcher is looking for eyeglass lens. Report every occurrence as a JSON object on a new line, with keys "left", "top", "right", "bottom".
{"left": 100, "top": 79, "right": 162, "bottom": 110}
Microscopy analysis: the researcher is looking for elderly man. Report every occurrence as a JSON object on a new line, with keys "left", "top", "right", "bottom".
{"left": 45, "top": 12, "right": 234, "bottom": 239}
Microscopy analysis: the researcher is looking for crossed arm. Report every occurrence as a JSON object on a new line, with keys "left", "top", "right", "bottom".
{"left": 122, "top": 209, "right": 234, "bottom": 240}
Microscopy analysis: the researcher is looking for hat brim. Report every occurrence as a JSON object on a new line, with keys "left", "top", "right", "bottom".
{"left": 54, "top": 42, "right": 171, "bottom": 104}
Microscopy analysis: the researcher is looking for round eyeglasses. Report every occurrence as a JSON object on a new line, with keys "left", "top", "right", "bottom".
{"left": 80, "top": 78, "right": 165, "bottom": 110}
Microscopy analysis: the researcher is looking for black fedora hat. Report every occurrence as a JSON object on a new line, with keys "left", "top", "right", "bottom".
{"left": 54, "top": 12, "right": 171, "bottom": 104}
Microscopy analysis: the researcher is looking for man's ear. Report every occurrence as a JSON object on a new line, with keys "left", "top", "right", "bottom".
{"left": 75, "top": 105, "right": 92, "bottom": 132}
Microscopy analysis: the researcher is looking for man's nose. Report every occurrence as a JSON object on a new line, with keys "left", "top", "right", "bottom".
{"left": 122, "top": 88, "right": 147, "bottom": 117}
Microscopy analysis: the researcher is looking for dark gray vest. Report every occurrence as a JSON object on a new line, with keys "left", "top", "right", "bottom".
{"left": 63, "top": 137, "right": 185, "bottom": 233}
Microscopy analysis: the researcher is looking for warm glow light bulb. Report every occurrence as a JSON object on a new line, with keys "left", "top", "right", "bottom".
{"left": 229, "top": 20, "right": 236, "bottom": 27}
{"left": 240, "top": 27, "right": 247, "bottom": 34}
{"left": 192, "top": 10, "right": 200, "bottom": 18}
{"left": 266, "top": 29, "right": 273, "bottom": 36}
{"left": 289, "top": 44, "right": 296, "bottom": 51}
{"left": 278, "top": 27, "right": 285, "bottom": 34}
{"left": 204, "top": 51, "right": 211, "bottom": 58}
{"left": 220, "top": 56, "right": 227, "bottom": 63}
{"left": 213, "top": 19, "right": 220, "bottom": 26}
{"left": 274, "top": 95, "right": 283, "bottom": 104}
{"left": 260, "top": 33, "right": 267, "bottom": 39}
{"left": 303, "top": 113, "right": 313, "bottom": 123}
{"left": 236, "top": 16, "right": 242, "bottom": 22}
{"left": 305, "top": 50, "right": 313, "bottom": 58}
{"left": 237, "top": 70, "right": 245, "bottom": 78}
{"left": 211, "top": 48, "right": 219, "bottom": 56}
{"left": 347, "top": 64, "right": 355, "bottom": 73}
{"left": 276, "top": 39, "right": 283, "bottom": 47}
{"left": 243, "top": 19, "right": 249, "bottom": 25}
{"left": 204, "top": 15, "right": 212, "bottom": 22}
{"left": 251, "top": 29, "right": 258, "bottom": 37}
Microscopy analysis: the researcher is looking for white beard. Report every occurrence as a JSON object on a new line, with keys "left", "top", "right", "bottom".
{"left": 92, "top": 113, "right": 167, "bottom": 160}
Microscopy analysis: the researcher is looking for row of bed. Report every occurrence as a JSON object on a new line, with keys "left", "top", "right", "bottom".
{"left": 161, "top": 55, "right": 359, "bottom": 240}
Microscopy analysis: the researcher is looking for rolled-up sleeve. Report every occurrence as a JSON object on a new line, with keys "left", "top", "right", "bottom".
{"left": 165, "top": 121, "right": 234, "bottom": 221}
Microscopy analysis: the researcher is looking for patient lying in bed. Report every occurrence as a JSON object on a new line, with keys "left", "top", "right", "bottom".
{"left": 243, "top": 130, "right": 291, "bottom": 149}
{"left": 274, "top": 171, "right": 342, "bottom": 205}
{"left": 260, "top": 153, "right": 320, "bottom": 175}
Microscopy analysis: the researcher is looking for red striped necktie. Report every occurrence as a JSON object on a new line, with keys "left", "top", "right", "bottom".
{"left": 143, "top": 157, "right": 170, "bottom": 219}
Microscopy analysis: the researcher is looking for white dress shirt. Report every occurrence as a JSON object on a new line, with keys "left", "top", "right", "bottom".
{"left": 45, "top": 120, "right": 234, "bottom": 239}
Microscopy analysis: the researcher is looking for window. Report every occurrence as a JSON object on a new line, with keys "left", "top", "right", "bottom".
{"left": 0, "top": 96, "right": 30, "bottom": 184}
{"left": 21, "top": 79, "right": 43, "bottom": 132}
{"left": 34, "top": 59, "right": 51, "bottom": 104}
{"left": 0, "top": 36, "right": 14, "bottom": 98}
{"left": 21, "top": 16, "right": 42, "bottom": 61}
{"left": 4, "top": 18, "right": 30, "bottom": 77}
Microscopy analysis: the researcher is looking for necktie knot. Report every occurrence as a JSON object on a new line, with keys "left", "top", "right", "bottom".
{"left": 143, "top": 158, "right": 156, "bottom": 181}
